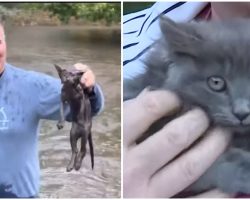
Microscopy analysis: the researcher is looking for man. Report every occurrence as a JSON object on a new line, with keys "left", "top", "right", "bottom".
{"left": 0, "top": 22, "right": 104, "bottom": 197}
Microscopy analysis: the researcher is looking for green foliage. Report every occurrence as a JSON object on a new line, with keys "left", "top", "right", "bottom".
{"left": 19, "top": 3, "right": 45, "bottom": 11}
{"left": 76, "top": 3, "right": 121, "bottom": 25}
{"left": 19, "top": 3, "right": 120, "bottom": 24}
{"left": 45, "top": 3, "right": 79, "bottom": 24}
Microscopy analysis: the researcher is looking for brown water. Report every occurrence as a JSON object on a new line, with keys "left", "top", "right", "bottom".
{"left": 5, "top": 25, "right": 121, "bottom": 198}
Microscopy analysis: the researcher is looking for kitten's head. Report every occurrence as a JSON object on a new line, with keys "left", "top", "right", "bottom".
{"left": 55, "top": 64, "right": 83, "bottom": 87}
{"left": 156, "top": 17, "right": 250, "bottom": 130}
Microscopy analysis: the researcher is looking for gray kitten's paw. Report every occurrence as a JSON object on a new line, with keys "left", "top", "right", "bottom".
{"left": 189, "top": 148, "right": 250, "bottom": 195}
{"left": 57, "top": 122, "right": 64, "bottom": 129}
{"left": 66, "top": 164, "right": 74, "bottom": 172}
{"left": 214, "top": 148, "right": 250, "bottom": 194}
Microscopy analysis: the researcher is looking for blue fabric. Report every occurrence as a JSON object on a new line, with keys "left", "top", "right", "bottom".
{"left": 0, "top": 63, "right": 104, "bottom": 197}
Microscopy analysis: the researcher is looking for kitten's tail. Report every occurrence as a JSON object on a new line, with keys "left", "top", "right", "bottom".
{"left": 88, "top": 132, "right": 94, "bottom": 170}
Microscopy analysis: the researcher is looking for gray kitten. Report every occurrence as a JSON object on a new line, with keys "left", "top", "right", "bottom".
{"left": 124, "top": 17, "right": 250, "bottom": 195}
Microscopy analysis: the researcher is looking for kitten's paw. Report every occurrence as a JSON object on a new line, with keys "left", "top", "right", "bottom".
{"left": 66, "top": 165, "right": 73, "bottom": 172}
{"left": 215, "top": 149, "right": 250, "bottom": 194}
{"left": 57, "top": 122, "right": 64, "bottom": 129}
{"left": 74, "top": 162, "right": 82, "bottom": 171}
{"left": 66, "top": 161, "right": 74, "bottom": 172}
{"left": 74, "top": 153, "right": 84, "bottom": 171}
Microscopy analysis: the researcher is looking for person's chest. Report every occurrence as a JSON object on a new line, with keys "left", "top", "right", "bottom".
{"left": 0, "top": 82, "right": 38, "bottom": 136}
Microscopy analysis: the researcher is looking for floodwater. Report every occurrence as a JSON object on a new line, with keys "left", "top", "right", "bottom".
{"left": 5, "top": 25, "right": 121, "bottom": 198}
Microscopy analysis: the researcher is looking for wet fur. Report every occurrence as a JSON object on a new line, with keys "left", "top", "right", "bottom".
{"left": 124, "top": 18, "right": 250, "bottom": 194}
{"left": 55, "top": 65, "right": 94, "bottom": 172}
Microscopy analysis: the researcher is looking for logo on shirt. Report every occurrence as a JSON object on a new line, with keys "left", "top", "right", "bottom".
{"left": 0, "top": 107, "right": 9, "bottom": 130}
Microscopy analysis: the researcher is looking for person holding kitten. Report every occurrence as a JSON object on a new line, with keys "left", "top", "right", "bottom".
{"left": 0, "top": 20, "right": 104, "bottom": 197}
{"left": 124, "top": 2, "right": 250, "bottom": 198}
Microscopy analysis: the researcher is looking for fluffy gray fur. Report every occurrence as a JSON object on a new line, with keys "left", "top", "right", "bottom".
{"left": 124, "top": 17, "right": 250, "bottom": 195}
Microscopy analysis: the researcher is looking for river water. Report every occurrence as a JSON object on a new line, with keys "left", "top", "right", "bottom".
{"left": 5, "top": 25, "right": 121, "bottom": 198}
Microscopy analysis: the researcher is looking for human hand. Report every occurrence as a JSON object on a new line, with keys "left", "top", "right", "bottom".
{"left": 123, "top": 89, "right": 232, "bottom": 198}
{"left": 191, "top": 188, "right": 232, "bottom": 198}
{"left": 74, "top": 63, "right": 95, "bottom": 91}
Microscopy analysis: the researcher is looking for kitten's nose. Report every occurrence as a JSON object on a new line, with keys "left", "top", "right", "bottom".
{"left": 233, "top": 99, "right": 250, "bottom": 121}
{"left": 233, "top": 111, "right": 249, "bottom": 121}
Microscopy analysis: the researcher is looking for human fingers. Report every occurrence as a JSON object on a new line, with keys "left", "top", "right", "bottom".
{"left": 81, "top": 70, "right": 95, "bottom": 89}
{"left": 73, "top": 63, "right": 95, "bottom": 89}
{"left": 130, "top": 108, "right": 209, "bottom": 176}
{"left": 191, "top": 189, "right": 232, "bottom": 198}
{"left": 74, "top": 63, "right": 89, "bottom": 72}
{"left": 123, "top": 89, "right": 181, "bottom": 148}
{"left": 147, "top": 127, "right": 232, "bottom": 198}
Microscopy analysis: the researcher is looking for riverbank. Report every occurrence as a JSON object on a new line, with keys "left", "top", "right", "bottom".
{"left": 3, "top": 9, "right": 121, "bottom": 45}
{"left": 2, "top": 8, "right": 120, "bottom": 27}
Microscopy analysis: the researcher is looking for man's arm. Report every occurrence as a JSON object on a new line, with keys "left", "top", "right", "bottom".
{"left": 88, "top": 83, "right": 105, "bottom": 116}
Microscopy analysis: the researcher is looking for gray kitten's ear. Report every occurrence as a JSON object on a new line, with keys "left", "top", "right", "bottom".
{"left": 54, "top": 64, "right": 65, "bottom": 80}
{"left": 159, "top": 17, "right": 202, "bottom": 57}
{"left": 54, "top": 64, "right": 62, "bottom": 73}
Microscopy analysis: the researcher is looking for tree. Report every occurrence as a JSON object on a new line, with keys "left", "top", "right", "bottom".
{"left": 21, "top": 3, "right": 120, "bottom": 24}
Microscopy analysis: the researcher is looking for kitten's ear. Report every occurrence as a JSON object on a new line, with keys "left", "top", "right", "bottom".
{"left": 54, "top": 64, "right": 65, "bottom": 80}
{"left": 160, "top": 17, "right": 202, "bottom": 57}
{"left": 55, "top": 64, "right": 62, "bottom": 73}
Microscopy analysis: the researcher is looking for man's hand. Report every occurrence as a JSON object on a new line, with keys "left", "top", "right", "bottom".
{"left": 74, "top": 63, "right": 96, "bottom": 91}
{"left": 123, "top": 89, "right": 232, "bottom": 198}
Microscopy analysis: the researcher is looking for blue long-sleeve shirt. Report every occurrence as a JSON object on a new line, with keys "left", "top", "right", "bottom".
{"left": 0, "top": 63, "right": 104, "bottom": 197}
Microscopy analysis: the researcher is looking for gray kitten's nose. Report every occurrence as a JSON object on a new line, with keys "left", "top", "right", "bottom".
{"left": 233, "top": 99, "right": 250, "bottom": 121}
{"left": 233, "top": 111, "right": 249, "bottom": 121}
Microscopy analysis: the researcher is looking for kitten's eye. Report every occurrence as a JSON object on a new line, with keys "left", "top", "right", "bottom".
{"left": 207, "top": 76, "right": 226, "bottom": 92}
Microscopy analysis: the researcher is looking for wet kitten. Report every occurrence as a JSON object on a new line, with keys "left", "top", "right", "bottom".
{"left": 124, "top": 17, "right": 250, "bottom": 195}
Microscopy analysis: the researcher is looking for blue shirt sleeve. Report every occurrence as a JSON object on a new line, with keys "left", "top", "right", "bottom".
{"left": 89, "top": 84, "right": 105, "bottom": 116}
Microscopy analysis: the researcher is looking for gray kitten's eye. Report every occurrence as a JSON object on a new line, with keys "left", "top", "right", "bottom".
{"left": 207, "top": 76, "right": 226, "bottom": 92}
